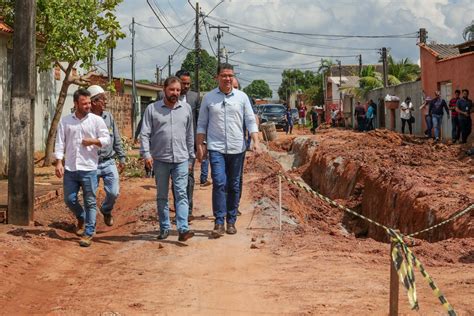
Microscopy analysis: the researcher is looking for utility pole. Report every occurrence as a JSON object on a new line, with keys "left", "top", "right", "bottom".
{"left": 8, "top": 0, "right": 36, "bottom": 225}
{"left": 155, "top": 65, "right": 160, "bottom": 85}
{"left": 419, "top": 28, "right": 428, "bottom": 44}
{"left": 107, "top": 47, "right": 114, "bottom": 83}
{"left": 131, "top": 17, "right": 138, "bottom": 135}
{"left": 381, "top": 47, "right": 388, "bottom": 88}
{"left": 209, "top": 25, "right": 229, "bottom": 67}
{"left": 336, "top": 59, "right": 342, "bottom": 110}
{"left": 358, "top": 54, "right": 362, "bottom": 76}
{"left": 194, "top": 2, "right": 200, "bottom": 95}
{"left": 168, "top": 55, "right": 172, "bottom": 77}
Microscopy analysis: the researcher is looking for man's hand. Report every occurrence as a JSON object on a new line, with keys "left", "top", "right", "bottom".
{"left": 118, "top": 162, "right": 126, "bottom": 174}
{"left": 82, "top": 138, "right": 100, "bottom": 147}
{"left": 250, "top": 133, "right": 261, "bottom": 154}
{"left": 55, "top": 160, "right": 64, "bottom": 178}
{"left": 196, "top": 144, "right": 208, "bottom": 162}
{"left": 145, "top": 158, "right": 153, "bottom": 170}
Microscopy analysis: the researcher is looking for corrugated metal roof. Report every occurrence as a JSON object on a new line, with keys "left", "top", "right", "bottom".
{"left": 425, "top": 43, "right": 459, "bottom": 59}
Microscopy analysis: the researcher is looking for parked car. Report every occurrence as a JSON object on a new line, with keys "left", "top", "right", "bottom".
{"left": 258, "top": 104, "right": 287, "bottom": 129}
{"left": 291, "top": 108, "right": 299, "bottom": 124}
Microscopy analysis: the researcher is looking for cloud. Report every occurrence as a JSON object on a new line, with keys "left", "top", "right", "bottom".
{"left": 106, "top": 0, "right": 472, "bottom": 97}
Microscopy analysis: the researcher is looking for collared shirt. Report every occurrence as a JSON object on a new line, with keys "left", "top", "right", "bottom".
{"left": 197, "top": 87, "right": 258, "bottom": 154}
{"left": 457, "top": 97, "right": 473, "bottom": 118}
{"left": 97, "top": 111, "right": 126, "bottom": 164}
{"left": 140, "top": 100, "right": 195, "bottom": 163}
{"left": 54, "top": 112, "right": 110, "bottom": 171}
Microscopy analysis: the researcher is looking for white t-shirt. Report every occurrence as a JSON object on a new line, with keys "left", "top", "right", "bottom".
{"left": 400, "top": 101, "right": 413, "bottom": 120}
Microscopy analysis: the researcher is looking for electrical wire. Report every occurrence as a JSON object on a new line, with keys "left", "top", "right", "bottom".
{"left": 203, "top": 21, "right": 218, "bottom": 57}
{"left": 135, "top": 19, "right": 194, "bottom": 30}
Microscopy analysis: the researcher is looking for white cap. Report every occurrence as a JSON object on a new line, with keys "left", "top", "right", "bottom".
{"left": 87, "top": 85, "right": 105, "bottom": 98}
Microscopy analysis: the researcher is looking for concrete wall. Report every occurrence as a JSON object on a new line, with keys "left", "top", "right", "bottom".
{"left": 0, "top": 35, "right": 10, "bottom": 177}
{"left": 366, "top": 81, "right": 425, "bottom": 136}
{"left": 106, "top": 92, "right": 133, "bottom": 139}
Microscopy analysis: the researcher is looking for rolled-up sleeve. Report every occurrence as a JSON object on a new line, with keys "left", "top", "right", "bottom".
{"left": 96, "top": 118, "right": 110, "bottom": 147}
{"left": 139, "top": 105, "right": 153, "bottom": 159}
{"left": 243, "top": 95, "right": 258, "bottom": 133}
{"left": 196, "top": 97, "right": 209, "bottom": 135}
{"left": 54, "top": 119, "right": 65, "bottom": 160}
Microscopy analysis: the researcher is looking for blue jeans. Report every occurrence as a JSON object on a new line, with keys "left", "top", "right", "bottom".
{"left": 424, "top": 115, "right": 433, "bottom": 137}
{"left": 200, "top": 159, "right": 209, "bottom": 184}
{"left": 153, "top": 160, "right": 189, "bottom": 233}
{"left": 97, "top": 159, "right": 119, "bottom": 215}
{"left": 209, "top": 150, "right": 245, "bottom": 225}
{"left": 432, "top": 114, "right": 443, "bottom": 139}
{"left": 63, "top": 170, "right": 98, "bottom": 237}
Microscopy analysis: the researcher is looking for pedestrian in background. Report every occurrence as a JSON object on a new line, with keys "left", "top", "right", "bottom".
{"left": 400, "top": 96, "right": 414, "bottom": 135}
{"left": 449, "top": 89, "right": 461, "bottom": 143}
{"left": 140, "top": 76, "right": 195, "bottom": 242}
{"left": 196, "top": 63, "right": 259, "bottom": 236}
{"left": 298, "top": 101, "right": 307, "bottom": 128}
{"left": 354, "top": 101, "right": 366, "bottom": 132}
{"left": 429, "top": 91, "right": 450, "bottom": 142}
{"left": 456, "top": 89, "right": 472, "bottom": 144}
{"left": 310, "top": 106, "right": 318, "bottom": 134}
{"left": 366, "top": 101, "right": 375, "bottom": 131}
{"left": 420, "top": 96, "right": 432, "bottom": 138}
{"left": 54, "top": 89, "right": 110, "bottom": 247}
{"left": 285, "top": 103, "right": 294, "bottom": 135}
{"left": 89, "top": 85, "right": 126, "bottom": 227}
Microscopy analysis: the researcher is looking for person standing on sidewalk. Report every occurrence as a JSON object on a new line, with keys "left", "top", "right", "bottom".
{"left": 88, "top": 85, "right": 126, "bottom": 227}
{"left": 54, "top": 88, "right": 110, "bottom": 247}
{"left": 429, "top": 91, "right": 450, "bottom": 142}
{"left": 196, "top": 63, "right": 259, "bottom": 236}
{"left": 140, "top": 76, "right": 195, "bottom": 242}
{"left": 400, "top": 96, "right": 414, "bottom": 135}
{"left": 449, "top": 90, "right": 461, "bottom": 143}
{"left": 457, "top": 89, "right": 473, "bottom": 144}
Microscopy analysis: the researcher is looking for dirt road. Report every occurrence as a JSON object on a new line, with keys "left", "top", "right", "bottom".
{"left": 1, "top": 134, "right": 473, "bottom": 315}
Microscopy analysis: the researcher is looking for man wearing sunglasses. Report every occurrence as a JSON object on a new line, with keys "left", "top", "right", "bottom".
{"left": 196, "top": 63, "right": 259, "bottom": 236}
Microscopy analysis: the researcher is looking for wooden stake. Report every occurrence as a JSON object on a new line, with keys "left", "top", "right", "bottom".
{"left": 278, "top": 174, "right": 282, "bottom": 231}
{"left": 389, "top": 238, "right": 399, "bottom": 316}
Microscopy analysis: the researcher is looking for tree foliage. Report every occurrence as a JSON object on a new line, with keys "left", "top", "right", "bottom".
{"left": 243, "top": 80, "right": 272, "bottom": 99}
{"left": 277, "top": 69, "right": 320, "bottom": 101}
{"left": 2, "top": 0, "right": 125, "bottom": 165}
{"left": 181, "top": 49, "right": 217, "bottom": 92}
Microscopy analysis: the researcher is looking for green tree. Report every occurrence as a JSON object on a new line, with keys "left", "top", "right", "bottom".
{"left": 388, "top": 56, "right": 420, "bottom": 82}
{"left": 277, "top": 69, "right": 319, "bottom": 101}
{"left": 181, "top": 49, "right": 217, "bottom": 92}
{"left": 2, "top": 0, "right": 125, "bottom": 166}
{"left": 243, "top": 80, "right": 272, "bottom": 99}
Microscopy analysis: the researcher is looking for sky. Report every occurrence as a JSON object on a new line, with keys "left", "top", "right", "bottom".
{"left": 102, "top": 0, "right": 474, "bottom": 97}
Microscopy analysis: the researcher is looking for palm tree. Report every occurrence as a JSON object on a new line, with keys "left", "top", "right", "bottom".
{"left": 462, "top": 20, "right": 474, "bottom": 41}
{"left": 388, "top": 56, "right": 420, "bottom": 82}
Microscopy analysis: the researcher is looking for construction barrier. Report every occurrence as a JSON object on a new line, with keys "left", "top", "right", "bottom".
{"left": 277, "top": 173, "right": 472, "bottom": 316}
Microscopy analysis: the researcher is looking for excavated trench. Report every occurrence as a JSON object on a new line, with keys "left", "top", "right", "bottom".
{"left": 270, "top": 135, "right": 472, "bottom": 243}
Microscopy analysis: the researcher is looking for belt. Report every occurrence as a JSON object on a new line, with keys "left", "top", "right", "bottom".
{"left": 98, "top": 157, "right": 112, "bottom": 163}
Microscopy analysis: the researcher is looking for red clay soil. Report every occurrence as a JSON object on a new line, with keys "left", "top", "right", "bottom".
{"left": 285, "top": 128, "right": 473, "bottom": 242}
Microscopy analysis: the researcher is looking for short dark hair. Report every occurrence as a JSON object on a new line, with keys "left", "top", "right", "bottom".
{"left": 175, "top": 69, "right": 191, "bottom": 78}
{"left": 164, "top": 76, "right": 181, "bottom": 88}
{"left": 73, "top": 88, "right": 91, "bottom": 102}
{"left": 217, "top": 63, "right": 234, "bottom": 74}
{"left": 462, "top": 89, "right": 469, "bottom": 94}
{"left": 455, "top": 89, "right": 461, "bottom": 94}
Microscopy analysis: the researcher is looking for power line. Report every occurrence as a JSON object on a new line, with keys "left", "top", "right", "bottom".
{"left": 208, "top": 16, "right": 419, "bottom": 39}
{"left": 203, "top": 21, "right": 217, "bottom": 57}
{"left": 229, "top": 57, "right": 320, "bottom": 70}
{"left": 135, "top": 19, "right": 194, "bottom": 30}
{"left": 146, "top": 0, "right": 193, "bottom": 50}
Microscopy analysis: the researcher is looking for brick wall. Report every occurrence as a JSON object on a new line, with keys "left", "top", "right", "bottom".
{"left": 106, "top": 92, "right": 133, "bottom": 139}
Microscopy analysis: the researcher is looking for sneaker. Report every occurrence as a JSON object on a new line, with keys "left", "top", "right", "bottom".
{"left": 75, "top": 218, "right": 85, "bottom": 236}
{"left": 178, "top": 230, "right": 195, "bottom": 242}
{"left": 157, "top": 229, "right": 170, "bottom": 240}
{"left": 103, "top": 213, "right": 114, "bottom": 226}
{"left": 200, "top": 180, "right": 212, "bottom": 187}
{"left": 79, "top": 235, "right": 93, "bottom": 247}
{"left": 226, "top": 223, "right": 237, "bottom": 235}
{"left": 237, "top": 210, "right": 242, "bottom": 216}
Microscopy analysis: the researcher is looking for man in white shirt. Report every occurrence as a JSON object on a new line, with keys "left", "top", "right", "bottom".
{"left": 54, "top": 88, "right": 110, "bottom": 247}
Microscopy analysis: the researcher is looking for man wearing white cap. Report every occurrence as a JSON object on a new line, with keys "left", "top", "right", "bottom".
{"left": 88, "top": 85, "right": 126, "bottom": 227}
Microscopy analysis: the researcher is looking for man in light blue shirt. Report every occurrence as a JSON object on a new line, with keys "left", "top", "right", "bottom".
{"left": 196, "top": 63, "right": 259, "bottom": 236}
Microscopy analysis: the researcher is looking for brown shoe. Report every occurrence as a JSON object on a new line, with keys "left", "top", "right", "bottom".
{"left": 213, "top": 223, "right": 225, "bottom": 236}
{"left": 103, "top": 213, "right": 114, "bottom": 226}
{"left": 178, "top": 230, "right": 195, "bottom": 242}
{"left": 76, "top": 218, "right": 85, "bottom": 236}
{"left": 200, "top": 180, "right": 212, "bottom": 187}
{"left": 226, "top": 223, "right": 237, "bottom": 235}
{"left": 79, "top": 235, "right": 93, "bottom": 247}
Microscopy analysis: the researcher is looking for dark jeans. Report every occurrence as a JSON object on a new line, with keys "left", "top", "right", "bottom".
{"left": 451, "top": 116, "right": 460, "bottom": 142}
{"left": 424, "top": 115, "right": 433, "bottom": 137}
{"left": 172, "top": 159, "right": 195, "bottom": 215}
{"left": 432, "top": 114, "right": 443, "bottom": 139}
{"left": 310, "top": 121, "right": 318, "bottom": 134}
{"left": 366, "top": 117, "right": 374, "bottom": 131}
{"left": 401, "top": 118, "right": 413, "bottom": 134}
{"left": 209, "top": 150, "right": 245, "bottom": 225}
{"left": 356, "top": 117, "right": 365, "bottom": 132}
{"left": 459, "top": 116, "right": 472, "bottom": 144}
{"left": 286, "top": 122, "right": 293, "bottom": 134}
{"left": 239, "top": 151, "right": 247, "bottom": 200}
{"left": 200, "top": 159, "right": 209, "bottom": 184}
